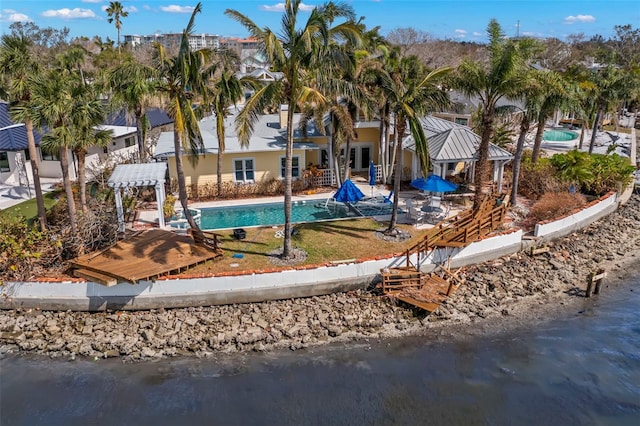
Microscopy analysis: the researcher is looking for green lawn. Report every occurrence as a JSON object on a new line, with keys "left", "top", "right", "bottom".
{"left": 0, "top": 191, "right": 60, "bottom": 222}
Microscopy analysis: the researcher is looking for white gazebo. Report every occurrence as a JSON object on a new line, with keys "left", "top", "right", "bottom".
{"left": 107, "top": 162, "right": 168, "bottom": 232}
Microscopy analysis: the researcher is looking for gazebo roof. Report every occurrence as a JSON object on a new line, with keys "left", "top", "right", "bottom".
{"left": 107, "top": 162, "right": 167, "bottom": 189}
{"left": 404, "top": 116, "right": 514, "bottom": 163}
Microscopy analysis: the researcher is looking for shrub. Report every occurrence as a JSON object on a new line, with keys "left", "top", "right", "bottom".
{"left": 0, "top": 215, "right": 64, "bottom": 281}
{"left": 586, "top": 154, "right": 635, "bottom": 195}
{"left": 518, "top": 155, "right": 565, "bottom": 200}
{"left": 527, "top": 191, "right": 587, "bottom": 224}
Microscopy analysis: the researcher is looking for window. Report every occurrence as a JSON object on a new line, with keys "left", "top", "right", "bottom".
{"left": 447, "top": 162, "right": 456, "bottom": 171}
{"left": 454, "top": 117, "right": 469, "bottom": 126}
{"left": 280, "top": 156, "right": 300, "bottom": 179}
{"left": 41, "top": 150, "right": 60, "bottom": 161}
{"left": 124, "top": 136, "right": 135, "bottom": 147}
{"left": 234, "top": 158, "right": 255, "bottom": 182}
{"left": 0, "top": 152, "right": 9, "bottom": 172}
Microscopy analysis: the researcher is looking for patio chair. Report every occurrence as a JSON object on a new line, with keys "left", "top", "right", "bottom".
{"left": 407, "top": 205, "right": 426, "bottom": 226}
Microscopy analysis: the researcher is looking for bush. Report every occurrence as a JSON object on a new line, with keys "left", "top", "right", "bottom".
{"left": 184, "top": 177, "right": 308, "bottom": 201}
{"left": 0, "top": 215, "right": 64, "bottom": 281}
{"left": 518, "top": 155, "right": 565, "bottom": 200}
{"left": 527, "top": 191, "right": 587, "bottom": 224}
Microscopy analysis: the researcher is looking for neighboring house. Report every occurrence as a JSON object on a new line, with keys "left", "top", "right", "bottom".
{"left": 0, "top": 105, "right": 41, "bottom": 186}
{"left": 433, "top": 90, "right": 526, "bottom": 129}
{"left": 0, "top": 101, "right": 141, "bottom": 184}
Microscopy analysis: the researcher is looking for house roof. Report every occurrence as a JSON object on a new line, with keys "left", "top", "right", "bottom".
{"left": 98, "top": 125, "right": 137, "bottom": 138}
{"left": 153, "top": 111, "right": 324, "bottom": 158}
{"left": 405, "top": 115, "right": 514, "bottom": 162}
{"left": 106, "top": 108, "right": 174, "bottom": 129}
{"left": 0, "top": 102, "right": 42, "bottom": 151}
{"left": 107, "top": 162, "right": 167, "bottom": 189}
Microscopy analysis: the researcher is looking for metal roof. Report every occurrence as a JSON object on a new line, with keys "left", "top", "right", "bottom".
{"left": 106, "top": 108, "right": 174, "bottom": 128}
{"left": 107, "top": 162, "right": 167, "bottom": 189}
{"left": 405, "top": 115, "right": 514, "bottom": 162}
{"left": 0, "top": 102, "right": 42, "bottom": 151}
{"left": 154, "top": 112, "right": 323, "bottom": 158}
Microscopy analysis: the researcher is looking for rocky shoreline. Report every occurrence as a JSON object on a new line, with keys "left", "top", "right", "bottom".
{"left": 1, "top": 194, "right": 639, "bottom": 362}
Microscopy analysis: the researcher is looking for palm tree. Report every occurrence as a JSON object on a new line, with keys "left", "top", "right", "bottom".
{"left": 32, "top": 69, "right": 79, "bottom": 234}
{"left": 452, "top": 20, "right": 537, "bottom": 206}
{"left": 225, "top": 0, "right": 362, "bottom": 259}
{"left": 209, "top": 69, "right": 257, "bottom": 197}
{"left": 530, "top": 71, "right": 573, "bottom": 163}
{"left": 152, "top": 2, "right": 211, "bottom": 232}
{"left": 105, "top": 1, "right": 129, "bottom": 55}
{"left": 0, "top": 35, "right": 48, "bottom": 230}
{"left": 69, "top": 89, "right": 113, "bottom": 212}
{"left": 106, "top": 58, "right": 158, "bottom": 161}
{"left": 379, "top": 55, "right": 450, "bottom": 232}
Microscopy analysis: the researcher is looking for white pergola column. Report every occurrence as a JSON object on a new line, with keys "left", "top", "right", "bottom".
{"left": 495, "top": 161, "right": 504, "bottom": 192}
{"left": 114, "top": 188, "right": 125, "bottom": 233}
{"left": 156, "top": 183, "right": 166, "bottom": 228}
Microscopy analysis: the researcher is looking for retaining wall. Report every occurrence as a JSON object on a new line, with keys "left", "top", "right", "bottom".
{"left": 0, "top": 191, "right": 622, "bottom": 311}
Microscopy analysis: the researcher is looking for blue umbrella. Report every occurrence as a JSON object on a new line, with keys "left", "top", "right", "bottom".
{"left": 368, "top": 161, "right": 376, "bottom": 195}
{"left": 410, "top": 175, "right": 458, "bottom": 193}
{"left": 333, "top": 179, "right": 365, "bottom": 203}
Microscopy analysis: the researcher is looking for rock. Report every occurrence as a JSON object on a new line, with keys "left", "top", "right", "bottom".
{"left": 141, "top": 329, "right": 155, "bottom": 341}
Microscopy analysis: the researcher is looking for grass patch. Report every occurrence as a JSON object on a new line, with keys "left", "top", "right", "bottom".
{"left": 0, "top": 191, "right": 60, "bottom": 222}
{"left": 188, "top": 218, "right": 428, "bottom": 275}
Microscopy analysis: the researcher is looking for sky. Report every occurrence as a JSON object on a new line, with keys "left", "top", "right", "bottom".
{"left": 0, "top": 0, "right": 638, "bottom": 43}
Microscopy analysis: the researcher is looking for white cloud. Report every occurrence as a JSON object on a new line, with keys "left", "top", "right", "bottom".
{"left": 143, "top": 5, "right": 152, "bottom": 11}
{"left": 41, "top": 8, "right": 97, "bottom": 19}
{"left": 0, "top": 9, "right": 31, "bottom": 22}
{"left": 454, "top": 29, "right": 467, "bottom": 38}
{"left": 472, "top": 31, "right": 482, "bottom": 37}
{"left": 260, "top": 3, "right": 315, "bottom": 12}
{"left": 125, "top": 6, "right": 138, "bottom": 13}
{"left": 160, "top": 5, "right": 196, "bottom": 13}
{"left": 564, "top": 14, "right": 596, "bottom": 24}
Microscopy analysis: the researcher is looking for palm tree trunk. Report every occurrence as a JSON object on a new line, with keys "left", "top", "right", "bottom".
{"left": 173, "top": 130, "right": 199, "bottom": 231}
{"left": 135, "top": 111, "right": 145, "bottom": 162}
{"left": 282, "top": 105, "right": 295, "bottom": 259}
{"left": 511, "top": 115, "right": 530, "bottom": 207}
{"left": 531, "top": 116, "right": 546, "bottom": 163}
{"left": 25, "top": 119, "right": 47, "bottom": 231}
{"left": 59, "top": 146, "right": 78, "bottom": 234}
{"left": 342, "top": 136, "right": 352, "bottom": 181}
{"left": 387, "top": 120, "right": 405, "bottom": 233}
{"left": 589, "top": 107, "right": 602, "bottom": 154}
{"left": 216, "top": 150, "right": 223, "bottom": 197}
{"left": 474, "top": 110, "right": 493, "bottom": 208}
{"left": 76, "top": 149, "right": 88, "bottom": 212}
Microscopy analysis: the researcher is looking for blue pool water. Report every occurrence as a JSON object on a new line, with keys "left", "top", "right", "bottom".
{"left": 200, "top": 200, "right": 396, "bottom": 230}
{"left": 543, "top": 129, "right": 578, "bottom": 141}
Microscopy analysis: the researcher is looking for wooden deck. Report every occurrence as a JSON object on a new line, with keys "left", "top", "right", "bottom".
{"left": 380, "top": 268, "right": 459, "bottom": 313}
{"left": 70, "top": 229, "right": 223, "bottom": 284}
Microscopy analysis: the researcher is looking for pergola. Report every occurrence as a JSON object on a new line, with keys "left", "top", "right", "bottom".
{"left": 107, "top": 162, "right": 168, "bottom": 232}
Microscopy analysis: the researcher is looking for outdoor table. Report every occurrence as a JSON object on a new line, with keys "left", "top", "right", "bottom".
{"left": 421, "top": 205, "right": 443, "bottom": 214}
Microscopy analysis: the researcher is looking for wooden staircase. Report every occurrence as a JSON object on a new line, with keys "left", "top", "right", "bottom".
{"left": 380, "top": 195, "right": 508, "bottom": 312}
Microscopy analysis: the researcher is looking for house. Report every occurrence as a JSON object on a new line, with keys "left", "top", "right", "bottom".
{"left": 0, "top": 102, "right": 145, "bottom": 184}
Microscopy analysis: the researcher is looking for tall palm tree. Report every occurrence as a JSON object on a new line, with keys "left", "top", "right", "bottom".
{"left": 31, "top": 69, "right": 79, "bottom": 234}
{"left": 225, "top": 0, "right": 362, "bottom": 259}
{"left": 530, "top": 71, "right": 573, "bottom": 163}
{"left": 152, "top": 2, "right": 211, "bottom": 232}
{"left": 379, "top": 55, "right": 450, "bottom": 232}
{"left": 0, "top": 35, "right": 48, "bottom": 230}
{"left": 452, "top": 20, "right": 537, "bottom": 205}
{"left": 106, "top": 58, "right": 158, "bottom": 161}
{"left": 69, "top": 88, "right": 113, "bottom": 212}
{"left": 106, "top": 1, "right": 129, "bottom": 55}
{"left": 209, "top": 69, "right": 257, "bottom": 197}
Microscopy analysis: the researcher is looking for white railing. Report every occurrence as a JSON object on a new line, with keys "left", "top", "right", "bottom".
{"left": 310, "top": 168, "right": 337, "bottom": 187}
{"left": 168, "top": 207, "right": 202, "bottom": 232}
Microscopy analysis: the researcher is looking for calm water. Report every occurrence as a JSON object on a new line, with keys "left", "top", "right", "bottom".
{"left": 2, "top": 274, "right": 639, "bottom": 425}
{"left": 543, "top": 129, "right": 579, "bottom": 142}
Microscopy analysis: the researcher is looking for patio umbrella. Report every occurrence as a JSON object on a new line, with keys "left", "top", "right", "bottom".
{"left": 333, "top": 179, "right": 365, "bottom": 203}
{"left": 368, "top": 161, "right": 376, "bottom": 195}
{"left": 410, "top": 175, "right": 458, "bottom": 193}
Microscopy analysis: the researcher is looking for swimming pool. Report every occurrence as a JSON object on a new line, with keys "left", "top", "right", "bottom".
{"left": 199, "top": 199, "right": 397, "bottom": 230}
{"left": 543, "top": 129, "right": 578, "bottom": 141}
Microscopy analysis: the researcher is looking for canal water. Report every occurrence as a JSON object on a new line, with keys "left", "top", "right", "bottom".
{"left": 2, "top": 274, "right": 639, "bottom": 425}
